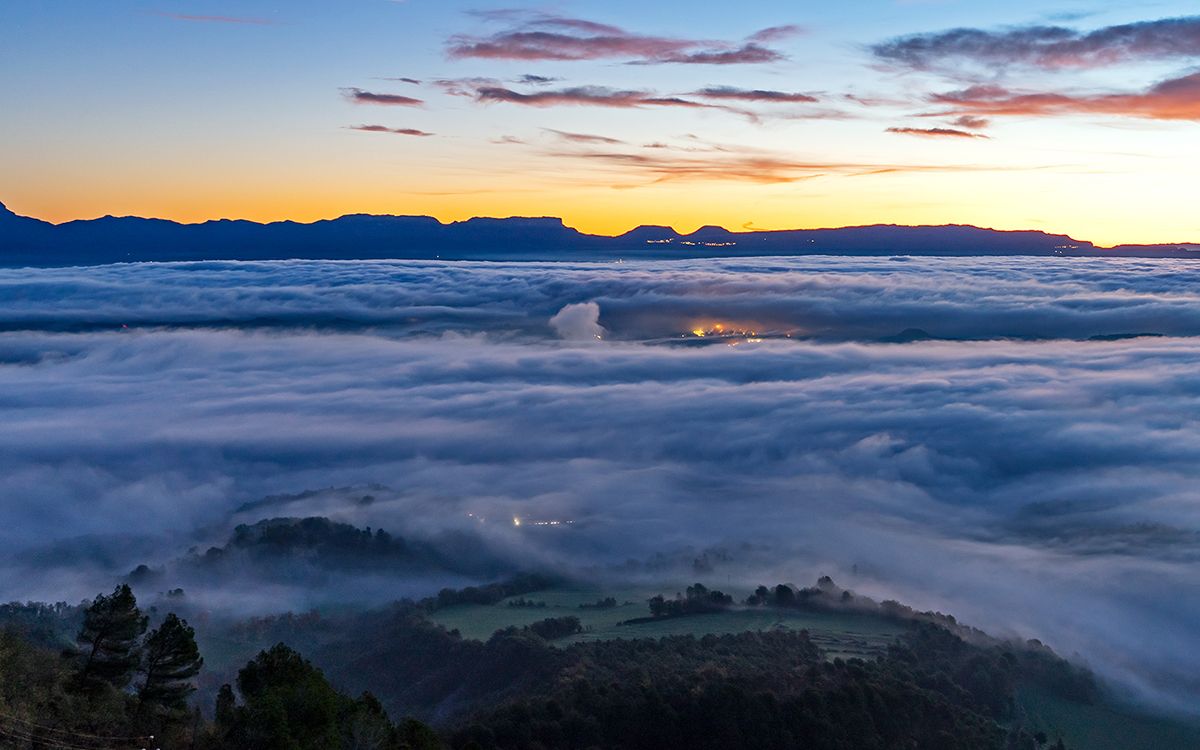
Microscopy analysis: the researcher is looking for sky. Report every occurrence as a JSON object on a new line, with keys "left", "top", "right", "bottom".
{"left": 1, "top": 1, "right": 1199, "bottom": 244}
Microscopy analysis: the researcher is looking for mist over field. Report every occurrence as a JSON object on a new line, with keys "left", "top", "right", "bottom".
{"left": 2, "top": 257, "right": 1200, "bottom": 714}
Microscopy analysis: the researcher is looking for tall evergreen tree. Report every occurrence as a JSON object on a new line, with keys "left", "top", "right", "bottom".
{"left": 138, "top": 613, "right": 204, "bottom": 710}
{"left": 75, "top": 583, "right": 147, "bottom": 691}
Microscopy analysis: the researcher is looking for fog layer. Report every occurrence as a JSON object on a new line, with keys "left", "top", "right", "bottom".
{"left": 1, "top": 257, "right": 1199, "bottom": 713}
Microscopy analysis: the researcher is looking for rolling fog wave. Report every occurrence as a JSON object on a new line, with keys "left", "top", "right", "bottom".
{"left": 1, "top": 256, "right": 1200, "bottom": 340}
{"left": 1, "top": 257, "right": 1199, "bottom": 714}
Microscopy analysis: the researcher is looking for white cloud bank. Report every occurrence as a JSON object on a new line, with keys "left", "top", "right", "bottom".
{"left": 1, "top": 257, "right": 1199, "bottom": 713}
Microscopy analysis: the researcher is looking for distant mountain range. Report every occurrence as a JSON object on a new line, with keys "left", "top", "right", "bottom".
{"left": 2, "top": 201, "right": 1197, "bottom": 266}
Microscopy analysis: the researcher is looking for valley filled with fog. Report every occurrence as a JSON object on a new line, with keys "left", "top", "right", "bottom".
{"left": 2, "top": 256, "right": 1199, "bottom": 715}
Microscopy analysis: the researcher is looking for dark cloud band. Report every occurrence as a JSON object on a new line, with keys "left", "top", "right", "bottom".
{"left": 874, "top": 16, "right": 1200, "bottom": 70}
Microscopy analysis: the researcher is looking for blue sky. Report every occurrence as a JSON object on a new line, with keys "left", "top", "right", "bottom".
{"left": 2, "top": 1, "right": 1198, "bottom": 244}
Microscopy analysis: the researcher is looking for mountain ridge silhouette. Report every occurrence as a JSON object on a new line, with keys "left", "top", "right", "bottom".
{"left": 3, "top": 201, "right": 1197, "bottom": 266}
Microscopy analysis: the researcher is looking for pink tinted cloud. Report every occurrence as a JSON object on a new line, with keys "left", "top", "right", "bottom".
{"left": 747, "top": 25, "right": 806, "bottom": 43}
{"left": 448, "top": 13, "right": 790, "bottom": 65}
{"left": 930, "top": 71, "right": 1200, "bottom": 122}
{"left": 545, "top": 129, "right": 626, "bottom": 145}
{"left": 473, "top": 85, "right": 756, "bottom": 119}
{"left": 545, "top": 142, "right": 997, "bottom": 186}
{"left": 951, "top": 115, "right": 991, "bottom": 130}
{"left": 886, "top": 127, "right": 990, "bottom": 139}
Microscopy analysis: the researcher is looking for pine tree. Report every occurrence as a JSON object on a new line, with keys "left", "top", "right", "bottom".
{"left": 229, "top": 643, "right": 346, "bottom": 750}
{"left": 75, "top": 583, "right": 147, "bottom": 691}
{"left": 138, "top": 613, "right": 204, "bottom": 710}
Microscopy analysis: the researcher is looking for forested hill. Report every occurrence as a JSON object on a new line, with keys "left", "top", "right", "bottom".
{"left": 4, "top": 200, "right": 1199, "bottom": 266}
{"left": 125, "top": 516, "right": 522, "bottom": 591}
{"left": 0, "top": 577, "right": 1100, "bottom": 750}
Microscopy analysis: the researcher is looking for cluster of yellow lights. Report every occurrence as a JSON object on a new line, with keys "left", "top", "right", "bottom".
{"left": 689, "top": 323, "right": 759, "bottom": 338}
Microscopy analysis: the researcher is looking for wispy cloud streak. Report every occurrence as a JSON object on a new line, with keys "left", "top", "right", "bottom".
{"left": 545, "top": 145, "right": 1000, "bottom": 185}
{"left": 448, "top": 12, "right": 795, "bottom": 65}
{"left": 341, "top": 88, "right": 425, "bottom": 107}
{"left": 690, "top": 86, "right": 818, "bottom": 103}
{"left": 349, "top": 125, "right": 434, "bottom": 136}
{"left": 545, "top": 129, "right": 625, "bottom": 145}
{"left": 887, "top": 127, "right": 989, "bottom": 139}
{"left": 473, "top": 85, "right": 758, "bottom": 119}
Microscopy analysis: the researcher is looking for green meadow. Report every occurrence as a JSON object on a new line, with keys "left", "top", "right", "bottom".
{"left": 428, "top": 585, "right": 905, "bottom": 658}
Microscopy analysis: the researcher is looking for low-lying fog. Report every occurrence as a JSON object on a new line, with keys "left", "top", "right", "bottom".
{"left": 2, "top": 257, "right": 1199, "bottom": 714}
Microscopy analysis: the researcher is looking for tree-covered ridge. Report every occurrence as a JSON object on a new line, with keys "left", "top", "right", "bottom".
{"left": 125, "top": 516, "right": 531, "bottom": 591}
{"left": 0, "top": 601, "right": 82, "bottom": 650}
{"left": 743, "top": 576, "right": 991, "bottom": 639}
{"left": 286, "top": 583, "right": 1090, "bottom": 749}
{"left": 438, "top": 617, "right": 1094, "bottom": 749}
{"left": 459, "top": 627, "right": 1006, "bottom": 750}
{"left": 163, "top": 516, "right": 438, "bottom": 575}
{"left": 0, "top": 575, "right": 1105, "bottom": 749}
{"left": 633, "top": 575, "right": 1059, "bottom": 651}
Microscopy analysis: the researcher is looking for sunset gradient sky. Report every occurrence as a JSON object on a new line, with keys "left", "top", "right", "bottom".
{"left": 2, "top": 1, "right": 1199, "bottom": 245}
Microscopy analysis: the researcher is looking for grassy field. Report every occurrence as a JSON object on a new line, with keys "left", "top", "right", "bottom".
{"left": 427, "top": 585, "right": 905, "bottom": 658}
{"left": 1017, "top": 685, "right": 1200, "bottom": 750}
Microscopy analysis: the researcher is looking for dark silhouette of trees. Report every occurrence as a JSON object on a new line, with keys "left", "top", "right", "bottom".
{"left": 213, "top": 642, "right": 443, "bottom": 750}
{"left": 74, "top": 583, "right": 148, "bottom": 691}
{"left": 525, "top": 616, "right": 582, "bottom": 641}
{"left": 139, "top": 613, "right": 204, "bottom": 710}
{"left": 222, "top": 643, "right": 346, "bottom": 749}
{"left": 427, "top": 574, "right": 555, "bottom": 611}
{"left": 579, "top": 597, "right": 617, "bottom": 610}
{"left": 645, "top": 583, "right": 734, "bottom": 619}
{"left": 506, "top": 597, "right": 546, "bottom": 609}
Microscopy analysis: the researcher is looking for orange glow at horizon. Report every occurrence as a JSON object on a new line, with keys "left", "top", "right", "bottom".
{"left": 8, "top": 164, "right": 1200, "bottom": 250}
